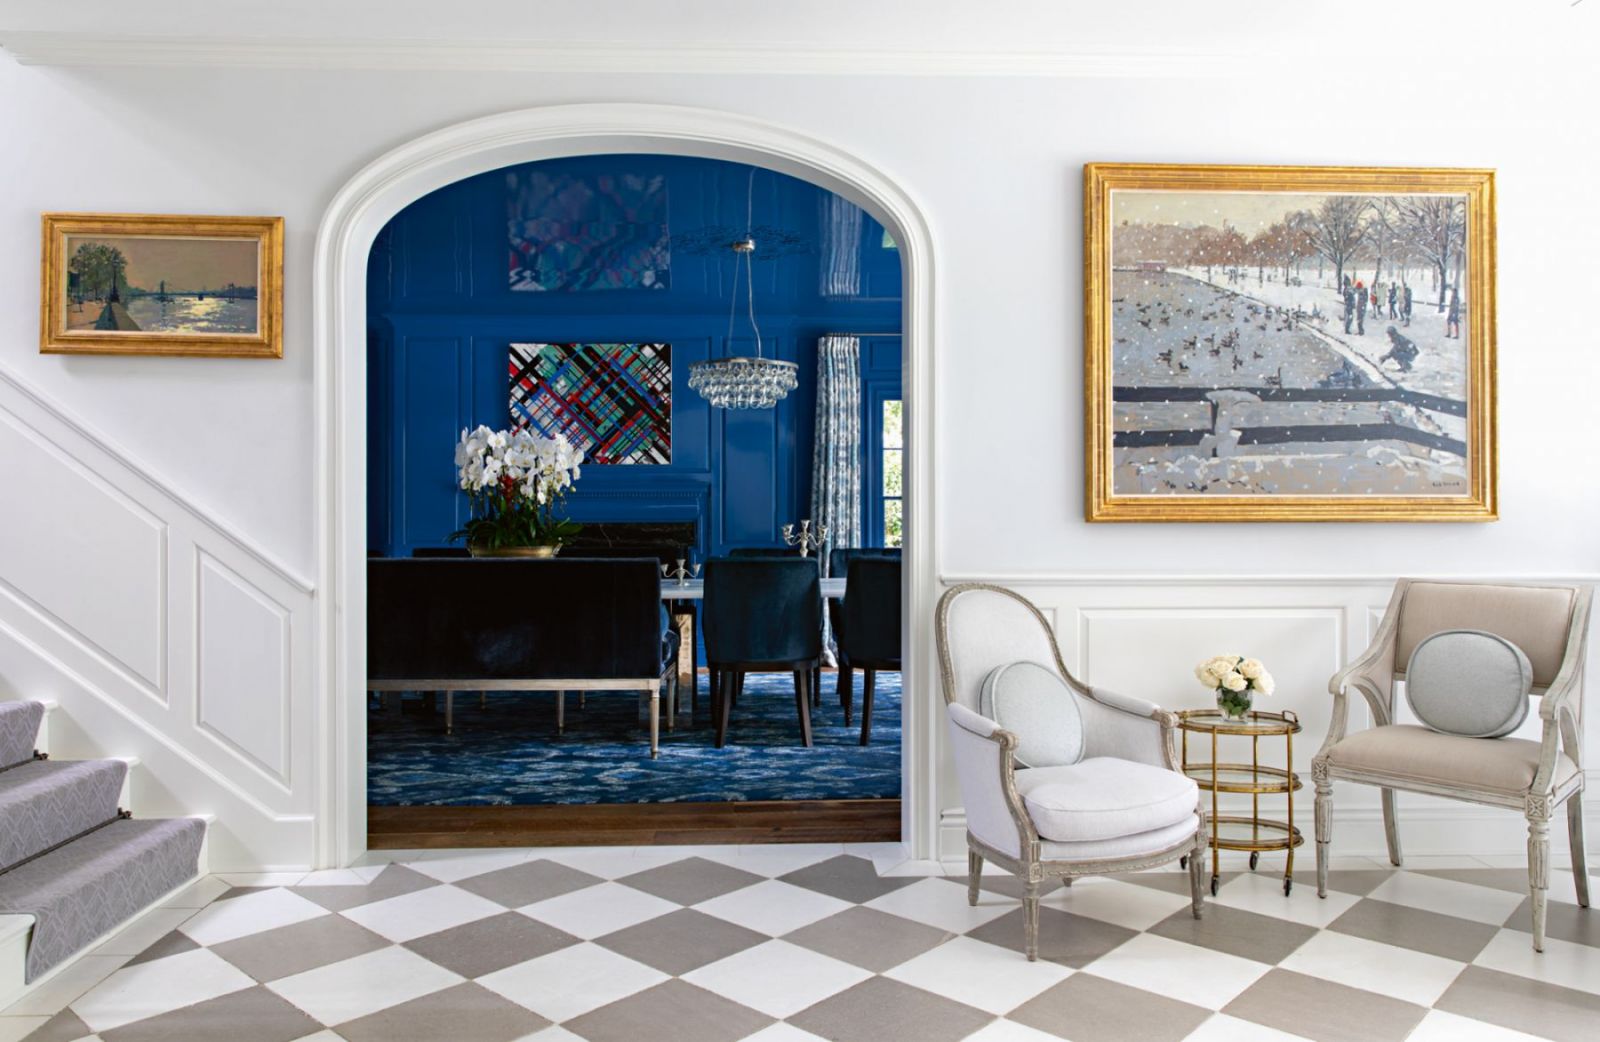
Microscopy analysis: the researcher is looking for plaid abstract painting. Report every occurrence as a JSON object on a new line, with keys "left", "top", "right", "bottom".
{"left": 509, "top": 343, "right": 672, "bottom": 465}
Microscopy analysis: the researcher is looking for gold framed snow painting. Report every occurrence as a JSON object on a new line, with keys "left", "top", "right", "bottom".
{"left": 40, "top": 213, "right": 284, "bottom": 358}
{"left": 1084, "top": 164, "right": 1495, "bottom": 523}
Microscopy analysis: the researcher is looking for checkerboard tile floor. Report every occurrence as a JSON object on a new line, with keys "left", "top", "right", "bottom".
{"left": 3, "top": 847, "right": 1597, "bottom": 1042}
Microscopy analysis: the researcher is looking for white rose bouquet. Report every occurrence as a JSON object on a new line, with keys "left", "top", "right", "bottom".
{"left": 451, "top": 425, "right": 584, "bottom": 552}
{"left": 1194, "top": 653, "right": 1275, "bottom": 719}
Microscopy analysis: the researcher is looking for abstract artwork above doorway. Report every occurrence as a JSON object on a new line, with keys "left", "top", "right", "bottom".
{"left": 507, "top": 169, "right": 671, "bottom": 291}
{"left": 1084, "top": 164, "right": 1496, "bottom": 522}
{"left": 510, "top": 342, "right": 673, "bottom": 465}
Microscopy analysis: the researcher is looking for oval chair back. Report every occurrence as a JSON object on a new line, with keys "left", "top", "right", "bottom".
{"left": 835, "top": 556, "right": 902, "bottom": 745}
{"left": 702, "top": 557, "right": 824, "bottom": 748}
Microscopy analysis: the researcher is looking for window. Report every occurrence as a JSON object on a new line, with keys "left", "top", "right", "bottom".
{"left": 881, "top": 398, "right": 903, "bottom": 548}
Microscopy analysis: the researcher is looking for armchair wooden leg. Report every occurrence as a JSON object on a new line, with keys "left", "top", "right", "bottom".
{"left": 967, "top": 849, "right": 983, "bottom": 906}
{"left": 859, "top": 669, "right": 876, "bottom": 747}
{"left": 1381, "top": 787, "right": 1403, "bottom": 867}
{"left": 1313, "top": 772, "right": 1332, "bottom": 898}
{"left": 838, "top": 665, "right": 854, "bottom": 727}
{"left": 812, "top": 666, "right": 821, "bottom": 708}
{"left": 1569, "top": 792, "right": 1591, "bottom": 908}
{"left": 649, "top": 686, "right": 660, "bottom": 760}
{"left": 666, "top": 673, "right": 677, "bottom": 733}
{"left": 690, "top": 614, "right": 700, "bottom": 723}
{"left": 1022, "top": 880, "right": 1041, "bottom": 962}
{"left": 1189, "top": 828, "right": 1207, "bottom": 919}
{"left": 445, "top": 692, "right": 454, "bottom": 735}
{"left": 556, "top": 691, "right": 565, "bottom": 735}
{"left": 715, "top": 671, "right": 734, "bottom": 748}
{"left": 1529, "top": 810, "right": 1551, "bottom": 952}
{"left": 793, "top": 669, "right": 814, "bottom": 747}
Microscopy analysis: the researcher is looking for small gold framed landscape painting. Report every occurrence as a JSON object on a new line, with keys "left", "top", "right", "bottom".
{"left": 1084, "top": 164, "right": 1495, "bottom": 522}
{"left": 40, "top": 213, "right": 284, "bottom": 358}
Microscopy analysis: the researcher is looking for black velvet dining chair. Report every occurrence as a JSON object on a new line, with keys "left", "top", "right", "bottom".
{"left": 702, "top": 557, "right": 823, "bottom": 747}
{"left": 836, "top": 556, "right": 902, "bottom": 745}
{"left": 828, "top": 548, "right": 901, "bottom": 728}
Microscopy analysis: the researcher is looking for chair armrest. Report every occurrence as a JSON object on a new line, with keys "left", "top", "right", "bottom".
{"left": 946, "top": 704, "right": 1035, "bottom": 860}
{"left": 1317, "top": 584, "right": 1406, "bottom": 766}
{"left": 1078, "top": 687, "right": 1179, "bottom": 770}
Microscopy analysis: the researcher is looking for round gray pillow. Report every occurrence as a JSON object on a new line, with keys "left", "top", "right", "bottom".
{"left": 980, "top": 661, "right": 1085, "bottom": 768}
{"left": 1405, "top": 629, "right": 1532, "bottom": 738}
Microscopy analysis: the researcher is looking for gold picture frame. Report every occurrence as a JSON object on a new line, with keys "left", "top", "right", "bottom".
{"left": 40, "top": 213, "right": 284, "bottom": 358}
{"left": 1084, "top": 164, "right": 1495, "bottom": 522}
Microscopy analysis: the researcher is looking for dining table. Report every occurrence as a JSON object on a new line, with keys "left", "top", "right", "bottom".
{"left": 659, "top": 577, "right": 846, "bottom": 600}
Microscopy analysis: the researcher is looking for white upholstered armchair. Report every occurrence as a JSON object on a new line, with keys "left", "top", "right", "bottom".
{"left": 936, "top": 584, "right": 1206, "bottom": 960}
{"left": 1313, "top": 579, "right": 1594, "bottom": 952}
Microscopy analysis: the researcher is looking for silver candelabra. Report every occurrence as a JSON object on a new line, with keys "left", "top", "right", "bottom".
{"left": 781, "top": 520, "right": 828, "bottom": 558}
{"left": 659, "top": 559, "right": 702, "bottom": 584}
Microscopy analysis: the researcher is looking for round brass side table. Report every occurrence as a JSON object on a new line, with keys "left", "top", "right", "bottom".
{"left": 1177, "top": 708, "right": 1304, "bottom": 896}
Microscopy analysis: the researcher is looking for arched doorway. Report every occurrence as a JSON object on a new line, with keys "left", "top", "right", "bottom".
{"left": 313, "top": 104, "right": 938, "bottom": 867}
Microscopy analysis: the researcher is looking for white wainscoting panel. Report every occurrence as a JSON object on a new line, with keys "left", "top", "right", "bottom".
{"left": 196, "top": 551, "right": 292, "bottom": 786}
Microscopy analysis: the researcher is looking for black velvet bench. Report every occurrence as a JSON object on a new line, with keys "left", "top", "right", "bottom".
{"left": 367, "top": 557, "right": 680, "bottom": 758}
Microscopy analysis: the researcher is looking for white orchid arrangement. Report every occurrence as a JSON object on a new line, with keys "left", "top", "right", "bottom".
{"left": 451, "top": 425, "right": 584, "bottom": 551}
{"left": 1195, "top": 654, "right": 1275, "bottom": 717}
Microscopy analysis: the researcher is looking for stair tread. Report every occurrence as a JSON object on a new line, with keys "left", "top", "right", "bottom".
{"left": 0, "top": 701, "right": 45, "bottom": 770}
{"left": 0, "top": 817, "right": 206, "bottom": 984}
{"left": 0, "top": 759, "right": 127, "bottom": 872}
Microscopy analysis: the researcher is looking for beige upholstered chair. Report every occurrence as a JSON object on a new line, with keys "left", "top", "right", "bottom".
{"left": 1313, "top": 579, "right": 1594, "bottom": 951}
{"left": 936, "top": 584, "right": 1207, "bottom": 960}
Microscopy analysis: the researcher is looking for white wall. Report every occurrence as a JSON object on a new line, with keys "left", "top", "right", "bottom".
{"left": 0, "top": 21, "right": 1596, "bottom": 866}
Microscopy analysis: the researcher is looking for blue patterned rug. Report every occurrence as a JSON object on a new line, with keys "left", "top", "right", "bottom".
{"left": 367, "top": 671, "right": 901, "bottom": 805}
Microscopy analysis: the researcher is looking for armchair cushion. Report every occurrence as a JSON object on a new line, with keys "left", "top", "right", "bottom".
{"left": 1405, "top": 629, "right": 1531, "bottom": 738}
{"left": 1323, "top": 725, "right": 1578, "bottom": 796}
{"left": 1039, "top": 817, "right": 1198, "bottom": 862}
{"left": 1014, "top": 758, "right": 1198, "bottom": 843}
{"left": 981, "top": 662, "right": 1085, "bottom": 768}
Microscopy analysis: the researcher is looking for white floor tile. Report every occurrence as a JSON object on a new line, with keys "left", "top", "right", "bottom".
{"left": 1406, "top": 1009, "right": 1549, "bottom": 1042}
{"left": 702, "top": 845, "right": 844, "bottom": 877}
{"left": 477, "top": 942, "right": 667, "bottom": 1022}
{"left": 159, "top": 875, "right": 231, "bottom": 909}
{"left": 267, "top": 946, "right": 463, "bottom": 1025}
{"left": 1473, "top": 928, "right": 1600, "bottom": 997}
{"left": 518, "top": 881, "right": 678, "bottom": 940}
{"left": 1181, "top": 1012, "right": 1313, "bottom": 1041}
{"left": 216, "top": 872, "right": 308, "bottom": 888}
{"left": 1279, "top": 930, "right": 1465, "bottom": 1006}
{"left": 737, "top": 1024, "right": 830, "bottom": 1042}
{"left": 682, "top": 939, "right": 871, "bottom": 1019}
{"left": 1386, "top": 855, "right": 1491, "bottom": 870}
{"left": 962, "top": 1021, "right": 1071, "bottom": 1042}
{"left": 294, "top": 869, "right": 371, "bottom": 887}
{"left": 2, "top": 955, "right": 128, "bottom": 1016}
{"left": 1045, "top": 877, "right": 1193, "bottom": 932}
{"left": 399, "top": 850, "right": 533, "bottom": 884}
{"left": 1365, "top": 872, "right": 1525, "bottom": 926}
{"left": 178, "top": 888, "right": 329, "bottom": 946}
{"left": 692, "top": 879, "right": 853, "bottom": 936}
{"left": 286, "top": 1032, "right": 348, "bottom": 1042}
{"left": 341, "top": 883, "right": 504, "bottom": 943}
{"left": 0, "top": 1017, "right": 48, "bottom": 1042}
{"left": 884, "top": 936, "right": 1071, "bottom": 1015}
{"left": 93, "top": 907, "right": 198, "bottom": 957}
{"left": 1082, "top": 933, "right": 1270, "bottom": 1010}
{"left": 864, "top": 877, "right": 1013, "bottom": 934}
{"left": 1213, "top": 873, "right": 1361, "bottom": 928}
{"left": 71, "top": 948, "right": 254, "bottom": 1032}
{"left": 874, "top": 858, "right": 948, "bottom": 878}
{"left": 516, "top": 1027, "right": 589, "bottom": 1042}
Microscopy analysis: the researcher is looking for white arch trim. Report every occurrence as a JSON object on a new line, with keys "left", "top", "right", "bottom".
{"left": 312, "top": 103, "right": 940, "bottom": 867}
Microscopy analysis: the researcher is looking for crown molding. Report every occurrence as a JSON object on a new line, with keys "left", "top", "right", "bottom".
{"left": 0, "top": 32, "right": 1238, "bottom": 77}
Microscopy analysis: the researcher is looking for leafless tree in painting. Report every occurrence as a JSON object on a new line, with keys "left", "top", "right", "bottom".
{"left": 1390, "top": 196, "right": 1466, "bottom": 311}
{"left": 1306, "top": 196, "right": 1368, "bottom": 291}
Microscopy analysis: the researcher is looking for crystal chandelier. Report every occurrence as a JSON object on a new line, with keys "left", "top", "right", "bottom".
{"left": 689, "top": 172, "right": 798, "bottom": 410}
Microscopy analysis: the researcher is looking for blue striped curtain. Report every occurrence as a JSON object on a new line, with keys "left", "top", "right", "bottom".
{"left": 812, "top": 335, "right": 862, "bottom": 662}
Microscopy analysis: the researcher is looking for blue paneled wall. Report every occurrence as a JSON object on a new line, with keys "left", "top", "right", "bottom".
{"left": 367, "top": 155, "right": 901, "bottom": 559}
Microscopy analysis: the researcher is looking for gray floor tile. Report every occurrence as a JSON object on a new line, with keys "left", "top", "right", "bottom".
{"left": 211, "top": 915, "right": 390, "bottom": 983}
{"left": 334, "top": 981, "right": 548, "bottom": 1042}
{"left": 122, "top": 929, "right": 201, "bottom": 968}
{"left": 98, "top": 984, "right": 322, "bottom": 1042}
{"left": 780, "top": 855, "right": 919, "bottom": 904}
{"left": 966, "top": 906, "right": 1137, "bottom": 968}
{"left": 1328, "top": 897, "right": 1498, "bottom": 962}
{"left": 562, "top": 980, "right": 771, "bottom": 1042}
{"left": 1288, "top": 867, "right": 1398, "bottom": 897}
{"left": 292, "top": 865, "right": 438, "bottom": 913}
{"left": 452, "top": 859, "right": 603, "bottom": 908}
{"left": 19, "top": 1008, "right": 93, "bottom": 1042}
{"left": 788, "top": 975, "right": 993, "bottom": 1042}
{"left": 211, "top": 886, "right": 274, "bottom": 903}
{"left": 615, "top": 856, "right": 763, "bottom": 906}
{"left": 1223, "top": 968, "right": 1427, "bottom": 1042}
{"left": 953, "top": 871, "right": 1066, "bottom": 901}
{"left": 1149, "top": 902, "right": 1316, "bottom": 964}
{"left": 1502, "top": 895, "right": 1600, "bottom": 948}
{"left": 1008, "top": 973, "right": 1209, "bottom": 1042}
{"left": 403, "top": 911, "right": 580, "bottom": 979}
{"left": 1118, "top": 871, "right": 1219, "bottom": 897}
{"left": 1435, "top": 964, "right": 1600, "bottom": 1042}
{"left": 1415, "top": 867, "right": 1533, "bottom": 894}
{"left": 782, "top": 906, "right": 950, "bottom": 972}
{"left": 594, "top": 908, "right": 766, "bottom": 975}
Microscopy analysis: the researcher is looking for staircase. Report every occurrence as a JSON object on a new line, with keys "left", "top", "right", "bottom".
{"left": 0, "top": 699, "right": 207, "bottom": 1009}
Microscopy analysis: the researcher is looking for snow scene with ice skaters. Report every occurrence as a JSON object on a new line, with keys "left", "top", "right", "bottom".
{"left": 1108, "top": 189, "right": 1471, "bottom": 499}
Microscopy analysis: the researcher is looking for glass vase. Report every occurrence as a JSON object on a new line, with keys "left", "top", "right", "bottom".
{"left": 1216, "top": 687, "right": 1254, "bottom": 721}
